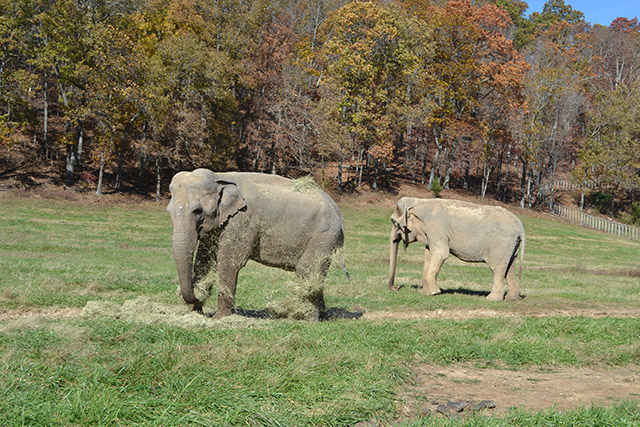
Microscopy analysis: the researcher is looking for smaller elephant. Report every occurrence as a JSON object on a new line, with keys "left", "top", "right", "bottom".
{"left": 388, "top": 197, "right": 525, "bottom": 300}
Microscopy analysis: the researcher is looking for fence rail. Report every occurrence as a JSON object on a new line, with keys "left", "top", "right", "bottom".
{"left": 545, "top": 179, "right": 636, "bottom": 192}
{"left": 549, "top": 201, "right": 640, "bottom": 242}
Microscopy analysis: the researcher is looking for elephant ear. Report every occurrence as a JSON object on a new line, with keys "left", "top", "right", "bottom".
{"left": 216, "top": 180, "right": 246, "bottom": 226}
{"left": 392, "top": 199, "right": 414, "bottom": 249}
{"left": 402, "top": 204, "right": 410, "bottom": 249}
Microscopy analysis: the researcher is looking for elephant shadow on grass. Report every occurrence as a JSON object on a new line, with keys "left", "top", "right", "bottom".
{"left": 400, "top": 284, "right": 526, "bottom": 299}
{"left": 204, "top": 306, "right": 364, "bottom": 321}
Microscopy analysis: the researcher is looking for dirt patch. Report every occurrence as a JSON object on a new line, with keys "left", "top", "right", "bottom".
{"left": 399, "top": 363, "right": 640, "bottom": 418}
{"left": 363, "top": 307, "right": 640, "bottom": 321}
{"left": 535, "top": 265, "right": 640, "bottom": 277}
{"left": 3, "top": 305, "right": 640, "bottom": 323}
{"left": 0, "top": 307, "right": 82, "bottom": 321}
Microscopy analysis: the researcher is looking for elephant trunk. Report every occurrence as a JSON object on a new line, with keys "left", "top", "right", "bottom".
{"left": 172, "top": 229, "right": 202, "bottom": 309}
{"left": 388, "top": 226, "right": 400, "bottom": 291}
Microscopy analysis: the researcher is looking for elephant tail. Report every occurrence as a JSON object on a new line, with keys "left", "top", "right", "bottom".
{"left": 519, "top": 233, "right": 525, "bottom": 282}
{"left": 341, "top": 255, "right": 351, "bottom": 280}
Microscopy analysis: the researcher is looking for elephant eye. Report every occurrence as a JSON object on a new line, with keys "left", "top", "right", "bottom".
{"left": 192, "top": 207, "right": 203, "bottom": 216}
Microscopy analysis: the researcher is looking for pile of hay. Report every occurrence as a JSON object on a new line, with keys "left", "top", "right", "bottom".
{"left": 267, "top": 276, "right": 326, "bottom": 321}
{"left": 82, "top": 296, "right": 263, "bottom": 328}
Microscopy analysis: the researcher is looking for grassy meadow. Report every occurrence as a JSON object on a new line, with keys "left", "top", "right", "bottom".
{"left": 1, "top": 189, "right": 639, "bottom": 426}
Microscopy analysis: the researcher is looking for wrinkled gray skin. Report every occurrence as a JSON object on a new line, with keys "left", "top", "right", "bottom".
{"left": 167, "top": 168, "right": 345, "bottom": 319}
{"left": 388, "top": 197, "right": 525, "bottom": 301}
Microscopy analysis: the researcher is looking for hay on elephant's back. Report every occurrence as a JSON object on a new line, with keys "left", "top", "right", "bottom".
{"left": 291, "top": 175, "right": 319, "bottom": 193}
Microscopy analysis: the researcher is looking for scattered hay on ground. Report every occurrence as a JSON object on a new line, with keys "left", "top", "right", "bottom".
{"left": 267, "top": 277, "right": 325, "bottom": 320}
{"left": 82, "top": 296, "right": 265, "bottom": 328}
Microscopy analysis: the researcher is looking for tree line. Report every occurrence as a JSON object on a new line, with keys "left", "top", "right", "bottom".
{"left": 1, "top": 0, "right": 638, "bottom": 210}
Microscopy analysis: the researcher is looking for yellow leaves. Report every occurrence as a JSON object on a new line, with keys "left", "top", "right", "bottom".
{"left": 316, "top": 1, "right": 417, "bottom": 156}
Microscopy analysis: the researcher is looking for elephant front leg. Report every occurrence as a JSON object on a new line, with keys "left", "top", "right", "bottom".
{"left": 422, "top": 249, "right": 444, "bottom": 295}
{"left": 216, "top": 263, "right": 240, "bottom": 318}
{"left": 214, "top": 223, "right": 252, "bottom": 318}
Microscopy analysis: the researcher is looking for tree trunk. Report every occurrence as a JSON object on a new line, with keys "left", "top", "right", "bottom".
{"left": 494, "top": 149, "right": 504, "bottom": 199}
{"left": 76, "top": 124, "right": 83, "bottom": 164}
{"left": 155, "top": 156, "right": 162, "bottom": 202}
{"left": 96, "top": 153, "right": 105, "bottom": 196}
{"left": 42, "top": 78, "right": 49, "bottom": 160}
{"left": 464, "top": 162, "right": 470, "bottom": 191}
{"left": 548, "top": 160, "right": 558, "bottom": 209}
{"left": 372, "top": 161, "right": 378, "bottom": 190}
{"left": 502, "top": 166, "right": 510, "bottom": 202}
{"left": 65, "top": 142, "right": 77, "bottom": 186}
{"left": 137, "top": 123, "right": 147, "bottom": 190}
{"left": 520, "top": 161, "right": 527, "bottom": 209}
{"left": 428, "top": 146, "right": 441, "bottom": 189}
{"left": 356, "top": 148, "right": 364, "bottom": 188}
{"left": 429, "top": 129, "right": 443, "bottom": 188}
{"left": 337, "top": 157, "right": 343, "bottom": 191}
{"left": 481, "top": 158, "right": 492, "bottom": 200}
{"left": 442, "top": 146, "right": 451, "bottom": 189}
{"left": 114, "top": 151, "right": 123, "bottom": 193}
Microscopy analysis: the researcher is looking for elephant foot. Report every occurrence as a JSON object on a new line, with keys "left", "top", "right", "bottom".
{"left": 486, "top": 291, "right": 505, "bottom": 301}
{"left": 214, "top": 307, "right": 233, "bottom": 319}
{"left": 424, "top": 287, "right": 441, "bottom": 296}
{"left": 505, "top": 292, "right": 521, "bottom": 301}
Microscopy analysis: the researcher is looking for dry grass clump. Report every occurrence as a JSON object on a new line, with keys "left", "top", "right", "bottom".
{"left": 267, "top": 276, "right": 325, "bottom": 321}
{"left": 82, "top": 297, "right": 263, "bottom": 328}
{"left": 193, "top": 267, "right": 217, "bottom": 303}
{"left": 291, "top": 175, "right": 319, "bottom": 193}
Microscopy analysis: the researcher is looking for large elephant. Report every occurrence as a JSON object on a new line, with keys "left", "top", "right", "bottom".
{"left": 167, "top": 169, "right": 345, "bottom": 319}
{"left": 388, "top": 197, "right": 525, "bottom": 300}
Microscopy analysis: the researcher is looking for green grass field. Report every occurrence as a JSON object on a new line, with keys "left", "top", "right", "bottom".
{"left": 1, "top": 190, "right": 639, "bottom": 426}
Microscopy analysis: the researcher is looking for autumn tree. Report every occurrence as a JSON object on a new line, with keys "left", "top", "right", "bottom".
{"left": 576, "top": 19, "right": 640, "bottom": 206}
{"left": 315, "top": 1, "right": 417, "bottom": 188}
{"left": 404, "top": 0, "right": 526, "bottom": 199}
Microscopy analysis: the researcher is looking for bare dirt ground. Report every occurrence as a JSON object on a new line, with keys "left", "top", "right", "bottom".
{"left": 399, "top": 363, "right": 640, "bottom": 418}
{"left": 367, "top": 307, "right": 640, "bottom": 419}
{"left": 363, "top": 307, "right": 640, "bottom": 321}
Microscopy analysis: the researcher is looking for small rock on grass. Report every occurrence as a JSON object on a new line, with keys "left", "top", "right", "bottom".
{"left": 427, "top": 399, "right": 496, "bottom": 417}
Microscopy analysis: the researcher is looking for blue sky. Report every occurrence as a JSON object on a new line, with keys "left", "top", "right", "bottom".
{"left": 524, "top": 0, "right": 638, "bottom": 26}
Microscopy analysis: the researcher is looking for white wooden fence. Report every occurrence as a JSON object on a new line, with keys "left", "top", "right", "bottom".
{"left": 546, "top": 179, "right": 635, "bottom": 192}
{"left": 549, "top": 200, "right": 640, "bottom": 242}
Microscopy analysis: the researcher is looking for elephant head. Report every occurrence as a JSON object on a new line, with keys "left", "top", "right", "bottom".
{"left": 388, "top": 198, "right": 423, "bottom": 290}
{"left": 167, "top": 169, "right": 246, "bottom": 309}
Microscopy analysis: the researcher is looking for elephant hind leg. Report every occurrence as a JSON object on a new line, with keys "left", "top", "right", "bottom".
{"left": 294, "top": 242, "right": 333, "bottom": 319}
{"left": 505, "top": 238, "right": 522, "bottom": 300}
{"left": 505, "top": 267, "right": 521, "bottom": 300}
